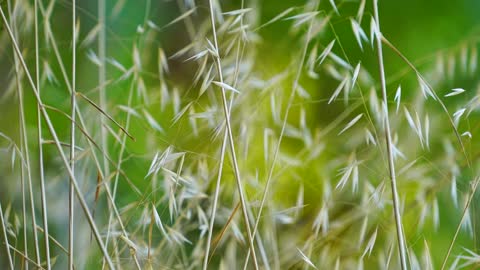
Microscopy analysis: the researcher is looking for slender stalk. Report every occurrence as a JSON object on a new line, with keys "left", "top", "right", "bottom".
{"left": 22, "top": 27, "right": 41, "bottom": 270}
{"left": 35, "top": 226, "right": 68, "bottom": 254}
{"left": 99, "top": 0, "right": 109, "bottom": 184}
{"left": 245, "top": 1, "right": 319, "bottom": 269}
{"left": 36, "top": 2, "right": 139, "bottom": 267}
{"left": 9, "top": 7, "right": 24, "bottom": 270}
{"left": 97, "top": 5, "right": 115, "bottom": 266}
{"left": 103, "top": 80, "right": 135, "bottom": 270}
{"left": 203, "top": 0, "right": 247, "bottom": 267}
{"left": 380, "top": 36, "right": 471, "bottom": 168}
{"left": 440, "top": 176, "right": 480, "bottom": 270}
{"left": 34, "top": 0, "right": 51, "bottom": 268}
{"left": 102, "top": 3, "right": 151, "bottom": 262}
{"left": 203, "top": 99, "right": 232, "bottom": 270}
{"left": 57, "top": 54, "right": 142, "bottom": 270}
{"left": 0, "top": 6, "right": 115, "bottom": 269}
{"left": 373, "top": 1, "right": 407, "bottom": 269}
{"left": 207, "top": 1, "right": 259, "bottom": 269}
{"left": 6, "top": 3, "right": 28, "bottom": 270}
{"left": 20, "top": 125, "right": 28, "bottom": 270}
{"left": 0, "top": 202, "right": 14, "bottom": 269}
{"left": 9, "top": 245, "right": 45, "bottom": 270}
{"left": 7, "top": 0, "right": 41, "bottom": 267}
{"left": 102, "top": 4, "right": 149, "bottom": 260}
{"left": 102, "top": 172, "right": 142, "bottom": 270}
{"left": 68, "top": 0, "right": 77, "bottom": 269}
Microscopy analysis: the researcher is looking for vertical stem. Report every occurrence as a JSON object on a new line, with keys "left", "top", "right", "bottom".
{"left": 35, "top": 0, "right": 51, "bottom": 268}
{"left": 372, "top": 0, "right": 407, "bottom": 269}
{"left": 0, "top": 202, "right": 14, "bottom": 269}
{"left": 246, "top": 1, "right": 319, "bottom": 268}
{"left": 203, "top": 101, "right": 230, "bottom": 270}
{"left": 98, "top": 2, "right": 116, "bottom": 267}
{"left": 20, "top": 132, "right": 28, "bottom": 270}
{"left": 6, "top": 2, "right": 28, "bottom": 269}
{"left": 104, "top": 81, "right": 135, "bottom": 270}
{"left": 203, "top": 0, "right": 246, "bottom": 267}
{"left": 8, "top": 0, "right": 41, "bottom": 267}
{"left": 68, "top": 1, "right": 76, "bottom": 269}
{"left": 207, "top": 1, "right": 259, "bottom": 269}
{"left": 35, "top": 3, "right": 125, "bottom": 268}
{"left": 99, "top": 0, "right": 109, "bottom": 180}
{"left": 0, "top": 6, "right": 115, "bottom": 268}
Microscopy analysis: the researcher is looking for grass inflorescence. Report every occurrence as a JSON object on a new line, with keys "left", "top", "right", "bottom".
{"left": 0, "top": 0, "right": 479, "bottom": 269}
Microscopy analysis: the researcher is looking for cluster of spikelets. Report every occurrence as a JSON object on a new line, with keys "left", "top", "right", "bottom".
{"left": 0, "top": 0, "right": 479, "bottom": 269}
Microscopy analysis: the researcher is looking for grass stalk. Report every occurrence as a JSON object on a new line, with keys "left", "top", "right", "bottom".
{"left": 34, "top": 0, "right": 51, "bottom": 268}
{"left": 103, "top": 79, "right": 136, "bottom": 270}
{"left": 98, "top": 0, "right": 109, "bottom": 186}
{"left": 245, "top": 2, "right": 320, "bottom": 269}
{"left": 207, "top": 0, "right": 259, "bottom": 268}
{"left": 0, "top": 202, "right": 14, "bottom": 269}
{"left": 35, "top": 4, "right": 140, "bottom": 267}
{"left": 7, "top": 0, "right": 41, "bottom": 267}
{"left": 97, "top": 3, "right": 115, "bottom": 266}
{"left": 7, "top": 2, "right": 28, "bottom": 269}
{"left": 0, "top": 6, "right": 116, "bottom": 269}
{"left": 68, "top": 0, "right": 77, "bottom": 269}
{"left": 36, "top": 226, "right": 68, "bottom": 254}
{"left": 9, "top": 244, "right": 45, "bottom": 270}
{"left": 20, "top": 122, "right": 28, "bottom": 270}
{"left": 203, "top": 95, "right": 233, "bottom": 270}
{"left": 1, "top": 1, "right": 478, "bottom": 269}
{"left": 381, "top": 36, "right": 471, "bottom": 168}
{"left": 203, "top": 1, "right": 246, "bottom": 268}
{"left": 373, "top": 0, "right": 407, "bottom": 269}
{"left": 440, "top": 176, "right": 480, "bottom": 270}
